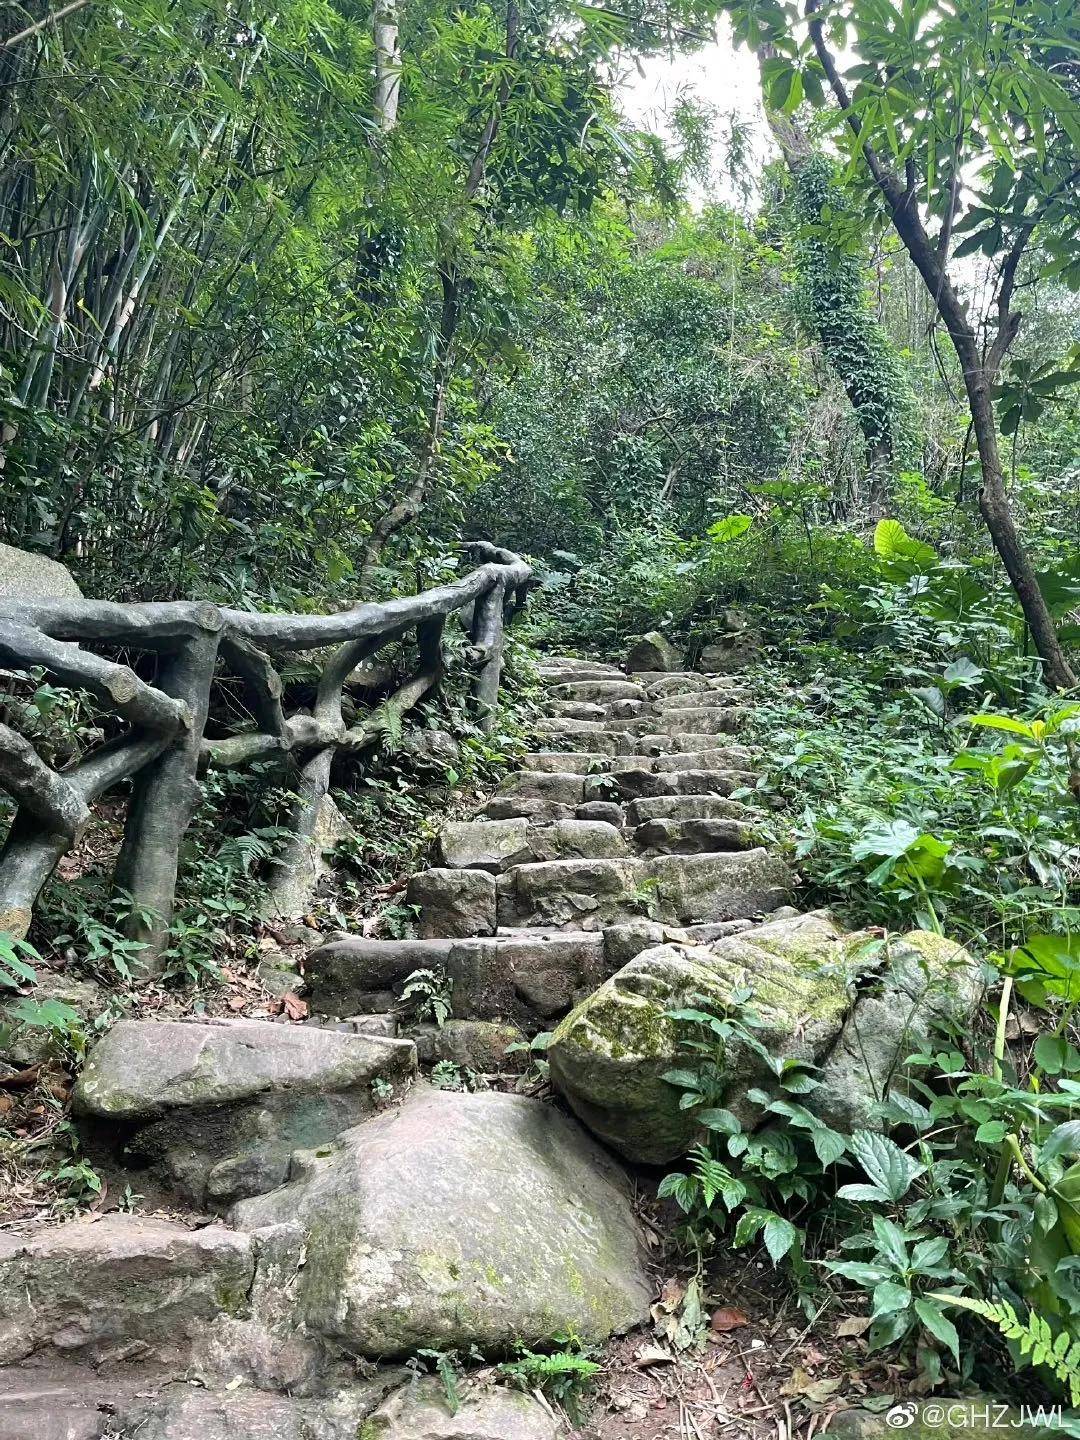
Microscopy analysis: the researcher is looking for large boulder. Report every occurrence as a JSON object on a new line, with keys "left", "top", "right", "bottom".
{"left": 626, "top": 631, "right": 682, "bottom": 673}
{"left": 811, "top": 930, "right": 984, "bottom": 1131}
{"left": 0, "top": 1215, "right": 253, "bottom": 1367}
{"left": 231, "top": 1086, "right": 651, "bottom": 1356}
{"left": 699, "top": 611, "right": 762, "bottom": 675}
{"left": 366, "top": 1379, "right": 560, "bottom": 1439}
{"left": 74, "top": 1018, "right": 416, "bottom": 1205}
{"left": 548, "top": 912, "right": 863, "bottom": 1163}
{"left": 0, "top": 541, "right": 82, "bottom": 600}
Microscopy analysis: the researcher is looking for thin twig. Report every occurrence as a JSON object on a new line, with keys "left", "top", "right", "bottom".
{"left": 2, "top": 0, "right": 91, "bottom": 49}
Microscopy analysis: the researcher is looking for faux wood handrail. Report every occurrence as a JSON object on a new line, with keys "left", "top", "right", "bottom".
{"left": 0, "top": 542, "right": 532, "bottom": 967}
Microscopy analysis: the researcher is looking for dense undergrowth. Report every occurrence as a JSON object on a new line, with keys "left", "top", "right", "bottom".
{"left": 560, "top": 515, "right": 1080, "bottom": 1414}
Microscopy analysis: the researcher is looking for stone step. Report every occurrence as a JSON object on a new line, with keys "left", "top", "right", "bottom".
{"left": 633, "top": 817, "right": 756, "bottom": 855}
{"left": 521, "top": 750, "right": 613, "bottom": 772}
{"left": 650, "top": 746, "right": 755, "bottom": 773}
{"left": 534, "top": 714, "right": 606, "bottom": 735}
{"left": 497, "top": 770, "right": 586, "bottom": 806}
{"left": 655, "top": 690, "right": 748, "bottom": 710}
{"left": 438, "top": 817, "right": 629, "bottom": 870}
{"left": 406, "top": 866, "right": 497, "bottom": 937}
{"left": 0, "top": 1215, "right": 254, "bottom": 1373}
{"left": 496, "top": 849, "right": 790, "bottom": 930}
{"left": 548, "top": 700, "right": 606, "bottom": 721}
{"left": 592, "top": 767, "right": 750, "bottom": 801}
{"left": 624, "top": 793, "right": 758, "bottom": 824}
{"left": 548, "top": 679, "right": 646, "bottom": 704}
{"left": 667, "top": 732, "right": 749, "bottom": 753}
{"left": 537, "top": 654, "right": 623, "bottom": 676}
{"left": 309, "top": 930, "right": 608, "bottom": 1025}
{"left": 632, "top": 671, "right": 710, "bottom": 693}
{"left": 482, "top": 795, "right": 577, "bottom": 823}
{"left": 495, "top": 846, "right": 789, "bottom": 927}
{"left": 412, "top": 839, "right": 788, "bottom": 939}
{"left": 531, "top": 726, "right": 641, "bottom": 756}
{"left": 608, "top": 707, "right": 749, "bottom": 735}
{"left": 73, "top": 1017, "right": 415, "bottom": 1208}
{"left": 531, "top": 725, "right": 610, "bottom": 753}
{"left": 522, "top": 750, "right": 655, "bottom": 773}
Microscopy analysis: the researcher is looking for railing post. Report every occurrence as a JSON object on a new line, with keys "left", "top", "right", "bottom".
{"left": 112, "top": 629, "right": 220, "bottom": 972}
{"left": 471, "top": 580, "right": 505, "bottom": 733}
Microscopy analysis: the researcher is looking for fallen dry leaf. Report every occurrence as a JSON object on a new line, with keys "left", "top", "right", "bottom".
{"left": 283, "top": 993, "right": 309, "bottom": 1021}
{"left": 711, "top": 1306, "right": 750, "bottom": 1333}
{"left": 781, "top": 1367, "right": 843, "bottom": 1404}
{"left": 227, "top": 994, "right": 247, "bottom": 1012}
{"left": 0, "top": 1065, "right": 41, "bottom": 1089}
{"left": 835, "top": 1316, "right": 871, "bottom": 1338}
{"left": 634, "top": 1343, "right": 674, "bottom": 1369}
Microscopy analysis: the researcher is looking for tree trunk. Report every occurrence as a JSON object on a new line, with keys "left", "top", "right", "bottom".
{"left": 966, "top": 367, "right": 1074, "bottom": 689}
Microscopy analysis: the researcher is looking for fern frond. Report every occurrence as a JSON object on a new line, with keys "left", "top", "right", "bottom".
{"left": 932, "top": 1293, "right": 1080, "bottom": 1402}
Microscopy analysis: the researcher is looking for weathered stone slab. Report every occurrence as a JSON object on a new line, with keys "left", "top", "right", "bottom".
{"left": 548, "top": 680, "right": 645, "bottom": 704}
{"left": 520, "top": 750, "right": 610, "bottom": 773}
{"left": 497, "top": 850, "right": 788, "bottom": 930}
{"left": 445, "top": 930, "right": 606, "bottom": 1020}
{"left": 497, "top": 771, "right": 586, "bottom": 806}
{"left": 410, "top": 1018, "right": 526, "bottom": 1072}
{"left": 407, "top": 867, "right": 497, "bottom": 938}
{"left": 231, "top": 1087, "right": 651, "bottom": 1356}
{"left": 307, "top": 937, "right": 454, "bottom": 1014}
{"left": 74, "top": 1019, "right": 416, "bottom": 1205}
{"left": 496, "top": 857, "right": 644, "bottom": 930}
{"left": 650, "top": 747, "right": 754, "bottom": 773}
{"left": 437, "top": 818, "right": 530, "bottom": 871}
{"left": 633, "top": 817, "right": 755, "bottom": 854}
{"left": 0, "top": 1216, "right": 254, "bottom": 1366}
{"left": 482, "top": 796, "right": 576, "bottom": 823}
{"left": 599, "top": 768, "right": 749, "bottom": 800}
{"left": 576, "top": 799, "right": 626, "bottom": 826}
{"left": 367, "top": 1379, "right": 560, "bottom": 1438}
{"left": 75, "top": 1018, "right": 414, "bottom": 1119}
{"left": 526, "top": 819, "right": 629, "bottom": 862}
{"left": 623, "top": 794, "right": 756, "bottom": 825}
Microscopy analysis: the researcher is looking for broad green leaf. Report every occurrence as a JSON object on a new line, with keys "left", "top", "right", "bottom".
{"left": 848, "top": 1130, "right": 926, "bottom": 1201}
{"left": 913, "top": 1298, "right": 961, "bottom": 1363}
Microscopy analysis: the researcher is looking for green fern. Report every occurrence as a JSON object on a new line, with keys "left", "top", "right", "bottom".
{"left": 933, "top": 1294, "right": 1080, "bottom": 1405}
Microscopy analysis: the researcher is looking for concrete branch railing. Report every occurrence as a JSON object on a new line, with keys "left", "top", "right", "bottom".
{"left": 0, "top": 542, "right": 531, "bottom": 968}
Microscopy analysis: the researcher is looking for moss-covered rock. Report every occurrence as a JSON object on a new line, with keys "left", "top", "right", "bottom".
{"left": 230, "top": 1086, "right": 650, "bottom": 1356}
{"left": 548, "top": 912, "right": 863, "bottom": 1164}
{"left": 810, "top": 930, "right": 984, "bottom": 1131}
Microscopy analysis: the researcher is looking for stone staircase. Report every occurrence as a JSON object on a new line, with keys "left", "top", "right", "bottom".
{"left": 299, "top": 656, "right": 789, "bottom": 1051}
{"left": 0, "top": 651, "right": 981, "bottom": 1438}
